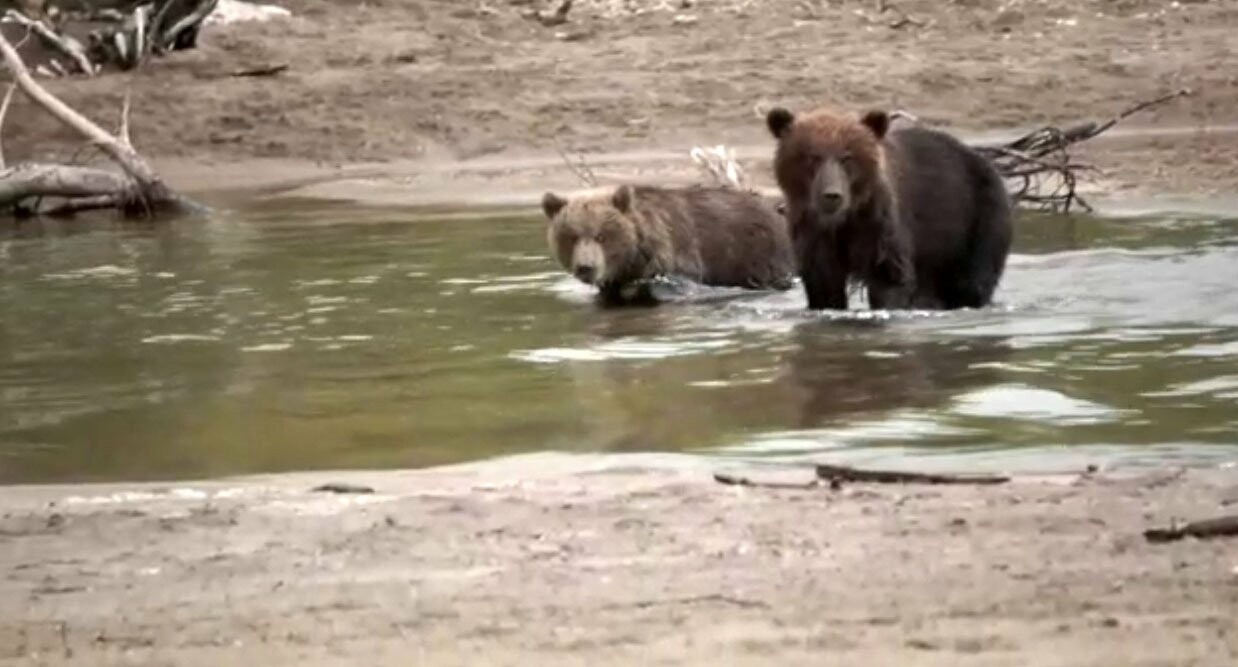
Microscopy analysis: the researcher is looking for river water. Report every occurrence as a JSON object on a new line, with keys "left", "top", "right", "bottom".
{"left": 1, "top": 199, "right": 1236, "bottom": 483}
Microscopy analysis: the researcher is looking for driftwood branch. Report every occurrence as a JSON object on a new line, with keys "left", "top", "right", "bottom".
{"left": 975, "top": 89, "right": 1192, "bottom": 213}
{"left": 713, "top": 464, "right": 1009, "bottom": 491}
{"left": 0, "top": 83, "right": 13, "bottom": 169}
{"left": 230, "top": 63, "right": 288, "bottom": 78}
{"left": 118, "top": 89, "right": 132, "bottom": 147}
{"left": 1144, "top": 515, "right": 1238, "bottom": 543}
{"left": 713, "top": 473, "right": 820, "bottom": 490}
{"left": 0, "top": 163, "right": 134, "bottom": 203}
{"left": 815, "top": 464, "right": 1010, "bottom": 485}
{"left": 39, "top": 194, "right": 126, "bottom": 217}
{"left": 0, "top": 29, "right": 201, "bottom": 218}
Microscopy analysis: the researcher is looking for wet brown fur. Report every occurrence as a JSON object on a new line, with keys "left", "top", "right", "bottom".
{"left": 542, "top": 185, "right": 795, "bottom": 304}
{"left": 768, "top": 106, "right": 1012, "bottom": 311}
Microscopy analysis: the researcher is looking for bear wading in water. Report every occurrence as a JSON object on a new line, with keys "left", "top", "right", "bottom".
{"left": 541, "top": 185, "right": 795, "bottom": 305}
{"left": 765, "top": 106, "right": 1013, "bottom": 311}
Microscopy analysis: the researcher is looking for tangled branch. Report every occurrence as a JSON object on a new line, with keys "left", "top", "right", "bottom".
{"left": 975, "top": 89, "right": 1192, "bottom": 213}
{"left": 1, "top": 0, "right": 219, "bottom": 76}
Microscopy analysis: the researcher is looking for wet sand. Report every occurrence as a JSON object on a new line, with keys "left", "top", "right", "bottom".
{"left": 2, "top": 455, "right": 1237, "bottom": 665}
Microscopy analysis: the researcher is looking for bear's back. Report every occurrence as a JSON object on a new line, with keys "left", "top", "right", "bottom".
{"left": 884, "top": 126, "right": 1008, "bottom": 269}
{"left": 633, "top": 186, "right": 794, "bottom": 289}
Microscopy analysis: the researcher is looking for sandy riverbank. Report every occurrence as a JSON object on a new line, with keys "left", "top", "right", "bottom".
{"left": 2, "top": 455, "right": 1237, "bottom": 665}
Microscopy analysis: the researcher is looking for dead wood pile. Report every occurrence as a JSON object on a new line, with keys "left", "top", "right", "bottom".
{"left": 1, "top": 0, "right": 215, "bottom": 76}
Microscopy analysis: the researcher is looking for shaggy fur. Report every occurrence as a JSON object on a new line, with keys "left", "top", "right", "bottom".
{"left": 542, "top": 184, "right": 795, "bottom": 304}
{"left": 767, "top": 106, "right": 1013, "bottom": 310}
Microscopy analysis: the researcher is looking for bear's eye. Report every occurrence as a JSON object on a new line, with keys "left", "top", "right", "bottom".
{"left": 595, "top": 230, "right": 607, "bottom": 243}
{"left": 839, "top": 152, "right": 856, "bottom": 166}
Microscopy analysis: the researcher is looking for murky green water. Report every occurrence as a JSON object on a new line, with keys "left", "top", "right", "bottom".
{"left": 2, "top": 199, "right": 1237, "bottom": 483}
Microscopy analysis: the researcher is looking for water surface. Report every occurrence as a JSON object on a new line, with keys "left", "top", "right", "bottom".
{"left": 2, "top": 200, "right": 1236, "bottom": 483}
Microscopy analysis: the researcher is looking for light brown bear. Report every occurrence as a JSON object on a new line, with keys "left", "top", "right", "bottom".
{"left": 541, "top": 185, "right": 795, "bottom": 305}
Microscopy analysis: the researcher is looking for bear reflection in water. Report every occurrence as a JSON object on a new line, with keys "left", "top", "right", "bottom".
{"left": 783, "top": 320, "right": 1014, "bottom": 430}
{"left": 562, "top": 310, "right": 1013, "bottom": 452}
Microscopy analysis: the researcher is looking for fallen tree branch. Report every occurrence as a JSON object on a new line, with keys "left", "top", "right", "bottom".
{"left": 0, "top": 83, "right": 13, "bottom": 169}
{"left": 118, "top": 89, "right": 132, "bottom": 147}
{"left": 0, "top": 163, "right": 134, "bottom": 203}
{"left": 0, "top": 30, "right": 202, "bottom": 218}
{"left": 39, "top": 194, "right": 126, "bottom": 217}
{"left": 815, "top": 464, "right": 1010, "bottom": 485}
{"left": 1144, "top": 515, "right": 1238, "bottom": 543}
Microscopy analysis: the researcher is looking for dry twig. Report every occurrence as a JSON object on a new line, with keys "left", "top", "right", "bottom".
{"left": 554, "top": 139, "right": 598, "bottom": 187}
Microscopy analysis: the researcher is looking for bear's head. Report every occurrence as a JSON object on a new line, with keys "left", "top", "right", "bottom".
{"left": 541, "top": 185, "right": 645, "bottom": 288}
{"left": 766, "top": 106, "right": 890, "bottom": 229}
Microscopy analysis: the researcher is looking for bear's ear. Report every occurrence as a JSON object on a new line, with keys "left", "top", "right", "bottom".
{"left": 766, "top": 107, "right": 795, "bottom": 139}
{"left": 542, "top": 192, "right": 568, "bottom": 220}
{"left": 612, "top": 184, "right": 635, "bottom": 213}
{"left": 861, "top": 110, "right": 890, "bottom": 139}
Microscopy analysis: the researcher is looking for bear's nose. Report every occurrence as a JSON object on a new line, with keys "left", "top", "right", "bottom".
{"left": 574, "top": 264, "right": 597, "bottom": 283}
{"left": 819, "top": 192, "right": 844, "bottom": 214}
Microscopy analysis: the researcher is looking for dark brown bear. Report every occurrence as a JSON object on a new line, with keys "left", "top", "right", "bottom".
{"left": 541, "top": 184, "right": 795, "bottom": 304}
{"left": 766, "top": 106, "right": 1013, "bottom": 310}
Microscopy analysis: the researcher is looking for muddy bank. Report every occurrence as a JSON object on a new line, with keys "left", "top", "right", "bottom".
{"left": 6, "top": 0, "right": 1238, "bottom": 204}
{"left": 2, "top": 455, "right": 1236, "bottom": 665}
{"left": 168, "top": 126, "right": 1238, "bottom": 215}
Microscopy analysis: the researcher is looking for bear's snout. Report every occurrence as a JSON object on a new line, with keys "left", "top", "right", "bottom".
{"left": 573, "top": 263, "right": 597, "bottom": 283}
{"left": 808, "top": 158, "right": 852, "bottom": 226}
{"left": 819, "top": 192, "right": 844, "bottom": 215}
{"left": 570, "top": 241, "right": 607, "bottom": 285}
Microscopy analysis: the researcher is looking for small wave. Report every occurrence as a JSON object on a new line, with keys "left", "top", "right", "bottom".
{"left": 952, "top": 385, "right": 1130, "bottom": 425}
{"left": 1172, "top": 341, "right": 1238, "bottom": 358}
{"left": 141, "top": 334, "right": 222, "bottom": 344}
{"left": 43, "top": 265, "right": 136, "bottom": 281}
{"left": 242, "top": 343, "right": 293, "bottom": 352}
{"left": 513, "top": 338, "right": 731, "bottom": 363}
